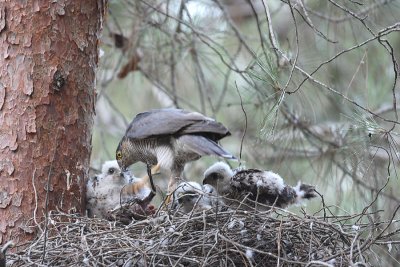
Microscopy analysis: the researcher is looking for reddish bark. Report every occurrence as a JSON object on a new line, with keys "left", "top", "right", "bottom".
{"left": 0, "top": 1, "right": 106, "bottom": 245}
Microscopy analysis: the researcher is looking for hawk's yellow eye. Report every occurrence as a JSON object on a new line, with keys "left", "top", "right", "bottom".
{"left": 116, "top": 151, "right": 122, "bottom": 160}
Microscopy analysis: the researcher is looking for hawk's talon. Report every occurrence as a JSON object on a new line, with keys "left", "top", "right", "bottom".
{"left": 165, "top": 193, "right": 173, "bottom": 205}
{"left": 147, "top": 164, "right": 157, "bottom": 194}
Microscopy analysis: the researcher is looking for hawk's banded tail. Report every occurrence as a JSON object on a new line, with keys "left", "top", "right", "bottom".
{"left": 178, "top": 135, "right": 236, "bottom": 160}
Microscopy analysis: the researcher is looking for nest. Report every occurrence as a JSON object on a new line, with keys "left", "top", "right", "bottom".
{"left": 7, "top": 205, "right": 399, "bottom": 267}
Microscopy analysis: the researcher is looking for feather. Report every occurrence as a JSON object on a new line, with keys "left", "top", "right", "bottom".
{"left": 177, "top": 135, "right": 236, "bottom": 159}
{"left": 86, "top": 160, "right": 157, "bottom": 219}
{"left": 173, "top": 182, "right": 220, "bottom": 213}
{"left": 117, "top": 109, "right": 236, "bottom": 194}
{"left": 203, "top": 161, "right": 317, "bottom": 209}
{"left": 124, "top": 109, "right": 230, "bottom": 140}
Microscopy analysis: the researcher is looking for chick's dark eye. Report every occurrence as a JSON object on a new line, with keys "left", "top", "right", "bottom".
{"left": 108, "top": 168, "right": 115, "bottom": 174}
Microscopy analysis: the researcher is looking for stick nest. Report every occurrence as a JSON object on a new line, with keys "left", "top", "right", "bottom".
{"left": 7, "top": 205, "right": 398, "bottom": 266}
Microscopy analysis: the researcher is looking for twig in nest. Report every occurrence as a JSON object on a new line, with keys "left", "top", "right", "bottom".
{"left": 8, "top": 203, "right": 399, "bottom": 266}
{"left": 0, "top": 241, "right": 14, "bottom": 267}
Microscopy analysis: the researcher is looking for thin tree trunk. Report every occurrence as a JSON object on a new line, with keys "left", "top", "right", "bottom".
{"left": 0, "top": 1, "right": 105, "bottom": 245}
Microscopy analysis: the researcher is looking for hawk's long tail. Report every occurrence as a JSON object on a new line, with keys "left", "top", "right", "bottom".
{"left": 178, "top": 135, "right": 236, "bottom": 160}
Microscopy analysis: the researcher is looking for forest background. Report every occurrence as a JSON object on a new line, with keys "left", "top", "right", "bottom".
{"left": 89, "top": 0, "right": 400, "bottom": 263}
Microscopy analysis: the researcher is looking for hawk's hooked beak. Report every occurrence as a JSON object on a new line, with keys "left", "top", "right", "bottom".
{"left": 120, "top": 169, "right": 130, "bottom": 179}
{"left": 121, "top": 166, "right": 128, "bottom": 172}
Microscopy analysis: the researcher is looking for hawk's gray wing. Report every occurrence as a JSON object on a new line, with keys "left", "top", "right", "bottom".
{"left": 125, "top": 108, "right": 230, "bottom": 140}
{"left": 177, "top": 135, "right": 236, "bottom": 159}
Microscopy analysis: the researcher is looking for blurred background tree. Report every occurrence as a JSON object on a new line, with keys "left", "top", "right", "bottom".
{"left": 93, "top": 0, "right": 399, "bottom": 262}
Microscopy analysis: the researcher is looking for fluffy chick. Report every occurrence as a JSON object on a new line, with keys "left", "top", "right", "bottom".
{"left": 173, "top": 181, "right": 220, "bottom": 213}
{"left": 86, "top": 160, "right": 131, "bottom": 218}
{"left": 203, "top": 162, "right": 317, "bottom": 209}
{"left": 86, "top": 160, "right": 159, "bottom": 220}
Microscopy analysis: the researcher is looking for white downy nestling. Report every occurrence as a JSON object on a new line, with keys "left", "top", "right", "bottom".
{"left": 202, "top": 162, "right": 317, "bottom": 209}
{"left": 173, "top": 181, "right": 221, "bottom": 213}
{"left": 86, "top": 160, "right": 158, "bottom": 219}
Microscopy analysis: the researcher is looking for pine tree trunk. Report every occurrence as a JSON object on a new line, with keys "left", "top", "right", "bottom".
{"left": 0, "top": 1, "right": 106, "bottom": 245}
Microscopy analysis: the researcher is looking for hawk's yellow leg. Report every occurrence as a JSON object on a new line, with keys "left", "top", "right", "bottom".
{"left": 146, "top": 163, "right": 160, "bottom": 194}
{"left": 164, "top": 176, "right": 178, "bottom": 205}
